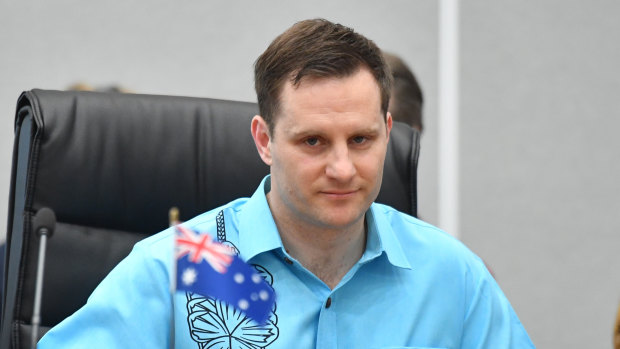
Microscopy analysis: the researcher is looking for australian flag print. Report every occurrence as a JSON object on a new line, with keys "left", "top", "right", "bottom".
{"left": 175, "top": 225, "right": 276, "bottom": 324}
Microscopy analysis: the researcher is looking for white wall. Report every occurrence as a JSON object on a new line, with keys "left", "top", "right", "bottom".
{"left": 460, "top": 1, "right": 620, "bottom": 347}
{"left": 1, "top": 1, "right": 619, "bottom": 348}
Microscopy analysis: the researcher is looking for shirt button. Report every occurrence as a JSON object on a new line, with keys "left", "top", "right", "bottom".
{"left": 284, "top": 257, "right": 293, "bottom": 265}
{"left": 325, "top": 297, "right": 332, "bottom": 308}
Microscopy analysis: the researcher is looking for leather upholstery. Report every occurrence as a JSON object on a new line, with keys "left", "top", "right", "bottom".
{"left": 1, "top": 89, "right": 419, "bottom": 348}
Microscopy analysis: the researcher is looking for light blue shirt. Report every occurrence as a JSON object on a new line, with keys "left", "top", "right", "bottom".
{"left": 40, "top": 176, "right": 534, "bottom": 348}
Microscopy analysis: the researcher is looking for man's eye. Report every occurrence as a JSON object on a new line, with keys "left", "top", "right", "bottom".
{"left": 305, "top": 137, "right": 319, "bottom": 146}
{"left": 352, "top": 136, "right": 367, "bottom": 144}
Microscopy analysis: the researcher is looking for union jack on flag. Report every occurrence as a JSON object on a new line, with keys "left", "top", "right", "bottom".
{"left": 174, "top": 225, "right": 276, "bottom": 324}
{"left": 175, "top": 225, "right": 233, "bottom": 273}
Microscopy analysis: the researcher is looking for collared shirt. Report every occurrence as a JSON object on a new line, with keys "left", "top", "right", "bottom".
{"left": 39, "top": 176, "right": 534, "bottom": 348}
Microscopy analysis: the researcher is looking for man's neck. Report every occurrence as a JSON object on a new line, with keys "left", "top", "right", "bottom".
{"left": 274, "top": 213, "right": 367, "bottom": 290}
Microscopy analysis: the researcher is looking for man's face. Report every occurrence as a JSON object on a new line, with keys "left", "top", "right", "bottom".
{"left": 252, "top": 68, "right": 392, "bottom": 231}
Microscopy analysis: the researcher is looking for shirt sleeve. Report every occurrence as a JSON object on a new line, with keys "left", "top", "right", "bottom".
{"left": 38, "top": 241, "right": 173, "bottom": 348}
{"left": 460, "top": 261, "right": 536, "bottom": 348}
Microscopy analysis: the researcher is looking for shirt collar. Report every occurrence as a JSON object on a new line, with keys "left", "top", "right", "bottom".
{"left": 237, "top": 176, "right": 283, "bottom": 261}
{"left": 363, "top": 204, "right": 412, "bottom": 270}
{"left": 238, "top": 175, "right": 412, "bottom": 270}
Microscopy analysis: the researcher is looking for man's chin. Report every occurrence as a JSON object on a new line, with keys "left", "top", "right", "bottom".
{"left": 316, "top": 210, "right": 367, "bottom": 230}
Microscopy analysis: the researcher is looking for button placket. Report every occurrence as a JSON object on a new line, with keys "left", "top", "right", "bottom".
{"left": 316, "top": 293, "right": 337, "bottom": 349}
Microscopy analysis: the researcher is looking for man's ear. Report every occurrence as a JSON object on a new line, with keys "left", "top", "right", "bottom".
{"left": 386, "top": 111, "right": 393, "bottom": 141}
{"left": 251, "top": 115, "right": 273, "bottom": 166}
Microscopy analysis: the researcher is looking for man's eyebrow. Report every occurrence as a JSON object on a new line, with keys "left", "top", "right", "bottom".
{"left": 288, "top": 126, "right": 382, "bottom": 138}
{"left": 356, "top": 126, "right": 382, "bottom": 134}
{"left": 287, "top": 128, "right": 325, "bottom": 138}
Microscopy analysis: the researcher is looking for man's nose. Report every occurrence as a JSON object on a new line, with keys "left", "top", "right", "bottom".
{"left": 325, "top": 144, "right": 356, "bottom": 181}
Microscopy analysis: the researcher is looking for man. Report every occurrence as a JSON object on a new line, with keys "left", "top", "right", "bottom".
{"left": 39, "top": 19, "right": 534, "bottom": 348}
{"left": 383, "top": 51, "right": 424, "bottom": 132}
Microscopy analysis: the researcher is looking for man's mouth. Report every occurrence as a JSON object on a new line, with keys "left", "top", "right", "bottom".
{"left": 320, "top": 189, "right": 359, "bottom": 198}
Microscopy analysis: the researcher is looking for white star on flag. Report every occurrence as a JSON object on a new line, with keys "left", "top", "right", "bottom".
{"left": 182, "top": 267, "right": 198, "bottom": 286}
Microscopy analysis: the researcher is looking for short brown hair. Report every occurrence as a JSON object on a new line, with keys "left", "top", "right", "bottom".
{"left": 254, "top": 18, "right": 392, "bottom": 133}
{"left": 383, "top": 52, "right": 424, "bottom": 131}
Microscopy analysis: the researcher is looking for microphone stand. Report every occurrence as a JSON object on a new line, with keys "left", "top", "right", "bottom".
{"left": 31, "top": 229, "right": 49, "bottom": 349}
{"left": 30, "top": 208, "right": 56, "bottom": 349}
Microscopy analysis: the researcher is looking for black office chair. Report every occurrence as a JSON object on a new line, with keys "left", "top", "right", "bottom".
{"left": 0, "top": 89, "right": 419, "bottom": 349}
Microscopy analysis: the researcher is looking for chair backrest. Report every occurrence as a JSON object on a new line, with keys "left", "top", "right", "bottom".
{"left": 1, "top": 89, "right": 419, "bottom": 348}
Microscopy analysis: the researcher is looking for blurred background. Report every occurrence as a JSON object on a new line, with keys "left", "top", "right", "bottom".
{"left": 1, "top": 0, "right": 619, "bottom": 347}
